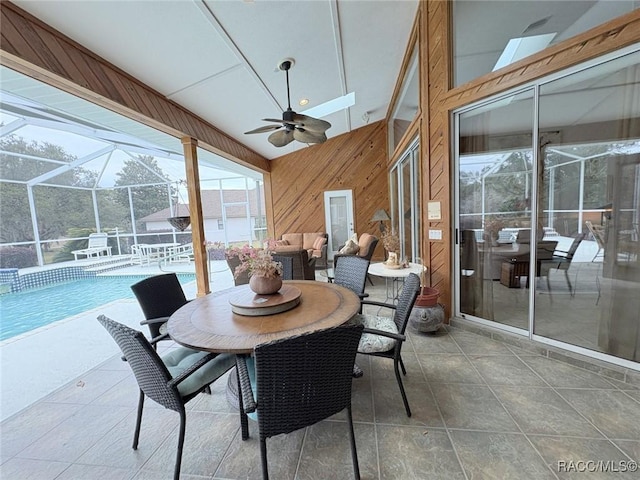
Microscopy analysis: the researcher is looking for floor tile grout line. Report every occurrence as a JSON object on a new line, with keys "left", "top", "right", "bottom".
{"left": 450, "top": 331, "right": 563, "bottom": 480}
{"left": 412, "top": 329, "right": 471, "bottom": 480}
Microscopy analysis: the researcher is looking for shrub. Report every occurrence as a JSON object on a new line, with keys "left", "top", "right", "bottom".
{"left": 0, "top": 246, "right": 38, "bottom": 268}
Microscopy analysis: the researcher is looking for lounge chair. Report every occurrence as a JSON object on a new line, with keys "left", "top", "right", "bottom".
{"left": 72, "top": 233, "right": 112, "bottom": 260}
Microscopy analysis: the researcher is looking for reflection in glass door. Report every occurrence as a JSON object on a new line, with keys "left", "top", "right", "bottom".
{"left": 456, "top": 90, "right": 535, "bottom": 330}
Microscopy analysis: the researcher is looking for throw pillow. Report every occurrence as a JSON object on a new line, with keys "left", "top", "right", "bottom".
{"left": 339, "top": 239, "right": 360, "bottom": 254}
{"left": 312, "top": 236, "right": 326, "bottom": 250}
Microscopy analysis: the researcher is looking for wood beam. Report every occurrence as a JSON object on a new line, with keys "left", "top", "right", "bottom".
{"left": 181, "top": 137, "right": 209, "bottom": 296}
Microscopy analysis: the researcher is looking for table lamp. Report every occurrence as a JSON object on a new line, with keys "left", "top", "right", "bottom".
{"left": 370, "top": 209, "right": 390, "bottom": 233}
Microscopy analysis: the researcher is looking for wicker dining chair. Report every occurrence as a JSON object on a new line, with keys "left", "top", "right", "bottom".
{"left": 352, "top": 273, "right": 420, "bottom": 417}
{"left": 130, "top": 273, "right": 188, "bottom": 345}
{"left": 97, "top": 315, "right": 235, "bottom": 480}
{"left": 271, "top": 254, "right": 294, "bottom": 280}
{"left": 236, "top": 324, "right": 364, "bottom": 480}
{"left": 333, "top": 255, "right": 370, "bottom": 312}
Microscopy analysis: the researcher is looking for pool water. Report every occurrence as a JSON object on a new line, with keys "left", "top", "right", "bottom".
{"left": 0, "top": 275, "right": 195, "bottom": 341}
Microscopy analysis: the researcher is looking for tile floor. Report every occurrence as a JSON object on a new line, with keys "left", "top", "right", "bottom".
{"left": 1, "top": 278, "right": 640, "bottom": 479}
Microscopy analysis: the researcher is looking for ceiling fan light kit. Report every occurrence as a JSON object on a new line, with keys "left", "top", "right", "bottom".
{"left": 245, "top": 58, "right": 331, "bottom": 147}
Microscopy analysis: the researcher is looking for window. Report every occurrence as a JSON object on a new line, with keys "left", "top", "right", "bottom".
{"left": 453, "top": 1, "right": 638, "bottom": 87}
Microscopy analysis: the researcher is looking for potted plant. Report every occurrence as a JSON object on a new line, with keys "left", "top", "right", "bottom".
{"left": 227, "top": 244, "right": 283, "bottom": 294}
{"left": 381, "top": 230, "right": 401, "bottom": 266}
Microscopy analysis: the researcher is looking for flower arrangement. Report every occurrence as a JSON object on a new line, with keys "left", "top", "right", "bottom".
{"left": 226, "top": 244, "right": 282, "bottom": 279}
{"left": 381, "top": 230, "right": 400, "bottom": 252}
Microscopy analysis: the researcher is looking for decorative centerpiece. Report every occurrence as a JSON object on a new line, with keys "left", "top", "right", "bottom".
{"left": 381, "top": 230, "right": 401, "bottom": 268}
{"left": 228, "top": 245, "right": 283, "bottom": 295}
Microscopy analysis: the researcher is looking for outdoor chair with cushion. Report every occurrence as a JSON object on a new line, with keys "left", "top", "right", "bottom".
{"left": 334, "top": 233, "right": 378, "bottom": 285}
{"left": 269, "top": 249, "right": 316, "bottom": 280}
{"left": 350, "top": 272, "right": 420, "bottom": 417}
{"left": 235, "top": 324, "right": 364, "bottom": 480}
{"left": 130, "top": 273, "right": 188, "bottom": 345}
{"left": 97, "top": 315, "right": 235, "bottom": 480}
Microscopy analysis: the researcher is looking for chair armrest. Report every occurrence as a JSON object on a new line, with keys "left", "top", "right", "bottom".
{"left": 361, "top": 300, "right": 397, "bottom": 311}
{"left": 358, "top": 293, "right": 369, "bottom": 300}
{"left": 149, "top": 333, "right": 170, "bottom": 345}
{"left": 140, "top": 316, "right": 170, "bottom": 326}
{"left": 362, "top": 327, "right": 406, "bottom": 342}
{"left": 236, "top": 355, "right": 257, "bottom": 413}
{"left": 168, "top": 352, "right": 219, "bottom": 387}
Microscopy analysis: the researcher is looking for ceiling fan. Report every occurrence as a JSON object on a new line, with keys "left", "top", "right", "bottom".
{"left": 244, "top": 59, "right": 335, "bottom": 148}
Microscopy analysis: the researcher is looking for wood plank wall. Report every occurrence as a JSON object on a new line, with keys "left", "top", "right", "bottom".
{"left": 0, "top": 2, "right": 269, "bottom": 173}
{"left": 269, "top": 121, "right": 389, "bottom": 261}
{"left": 420, "top": 1, "right": 452, "bottom": 315}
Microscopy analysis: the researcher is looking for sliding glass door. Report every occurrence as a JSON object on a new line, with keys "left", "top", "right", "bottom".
{"left": 390, "top": 140, "right": 421, "bottom": 263}
{"left": 534, "top": 51, "right": 640, "bottom": 362}
{"left": 456, "top": 90, "right": 535, "bottom": 329}
{"left": 454, "top": 46, "right": 640, "bottom": 365}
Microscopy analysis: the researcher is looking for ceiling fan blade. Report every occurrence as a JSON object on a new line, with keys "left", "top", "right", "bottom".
{"left": 244, "top": 125, "right": 282, "bottom": 134}
{"left": 293, "top": 129, "right": 327, "bottom": 144}
{"left": 301, "top": 92, "right": 355, "bottom": 118}
{"left": 291, "top": 113, "right": 331, "bottom": 133}
{"left": 263, "top": 117, "right": 303, "bottom": 127}
{"left": 268, "top": 129, "right": 295, "bottom": 147}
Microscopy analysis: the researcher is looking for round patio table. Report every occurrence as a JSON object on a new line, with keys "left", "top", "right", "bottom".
{"left": 167, "top": 280, "right": 360, "bottom": 354}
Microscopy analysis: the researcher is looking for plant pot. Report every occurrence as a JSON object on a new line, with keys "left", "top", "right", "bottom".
{"left": 249, "top": 274, "right": 282, "bottom": 295}
{"left": 415, "top": 287, "right": 439, "bottom": 307}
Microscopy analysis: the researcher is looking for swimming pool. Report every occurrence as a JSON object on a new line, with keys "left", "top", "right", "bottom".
{"left": 0, "top": 275, "right": 195, "bottom": 341}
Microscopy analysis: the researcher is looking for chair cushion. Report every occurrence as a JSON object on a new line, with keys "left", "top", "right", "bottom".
{"left": 281, "top": 233, "right": 303, "bottom": 247}
{"left": 352, "top": 313, "right": 398, "bottom": 353}
{"left": 339, "top": 239, "right": 360, "bottom": 254}
{"left": 162, "top": 347, "right": 235, "bottom": 397}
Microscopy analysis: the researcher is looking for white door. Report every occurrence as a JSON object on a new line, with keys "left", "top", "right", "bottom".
{"left": 324, "top": 190, "right": 355, "bottom": 262}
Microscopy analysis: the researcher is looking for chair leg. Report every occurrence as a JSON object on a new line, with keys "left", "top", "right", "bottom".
{"left": 564, "top": 270, "right": 573, "bottom": 296}
{"left": 174, "top": 410, "right": 186, "bottom": 480}
{"left": 237, "top": 367, "right": 250, "bottom": 440}
{"left": 394, "top": 357, "right": 412, "bottom": 417}
{"left": 367, "top": 273, "right": 374, "bottom": 286}
{"left": 132, "top": 390, "right": 144, "bottom": 449}
{"left": 399, "top": 356, "right": 407, "bottom": 376}
{"left": 260, "top": 438, "right": 269, "bottom": 480}
{"left": 346, "top": 405, "right": 361, "bottom": 480}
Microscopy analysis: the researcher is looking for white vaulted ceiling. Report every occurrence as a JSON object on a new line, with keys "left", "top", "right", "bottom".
{"left": 10, "top": 0, "right": 419, "bottom": 160}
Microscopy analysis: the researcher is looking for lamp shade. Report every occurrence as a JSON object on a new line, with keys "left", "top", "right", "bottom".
{"left": 370, "top": 209, "right": 390, "bottom": 222}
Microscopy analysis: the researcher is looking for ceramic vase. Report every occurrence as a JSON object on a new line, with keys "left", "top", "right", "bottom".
{"left": 249, "top": 274, "right": 282, "bottom": 295}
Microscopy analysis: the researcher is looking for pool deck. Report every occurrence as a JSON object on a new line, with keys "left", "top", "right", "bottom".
{"left": 0, "top": 259, "right": 236, "bottom": 421}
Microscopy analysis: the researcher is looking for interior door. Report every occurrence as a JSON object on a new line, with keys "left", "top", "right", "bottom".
{"left": 324, "top": 190, "right": 354, "bottom": 262}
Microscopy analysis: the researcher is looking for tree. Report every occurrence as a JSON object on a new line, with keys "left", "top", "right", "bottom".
{"left": 113, "top": 155, "right": 173, "bottom": 232}
{"left": 0, "top": 135, "right": 97, "bottom": 244}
